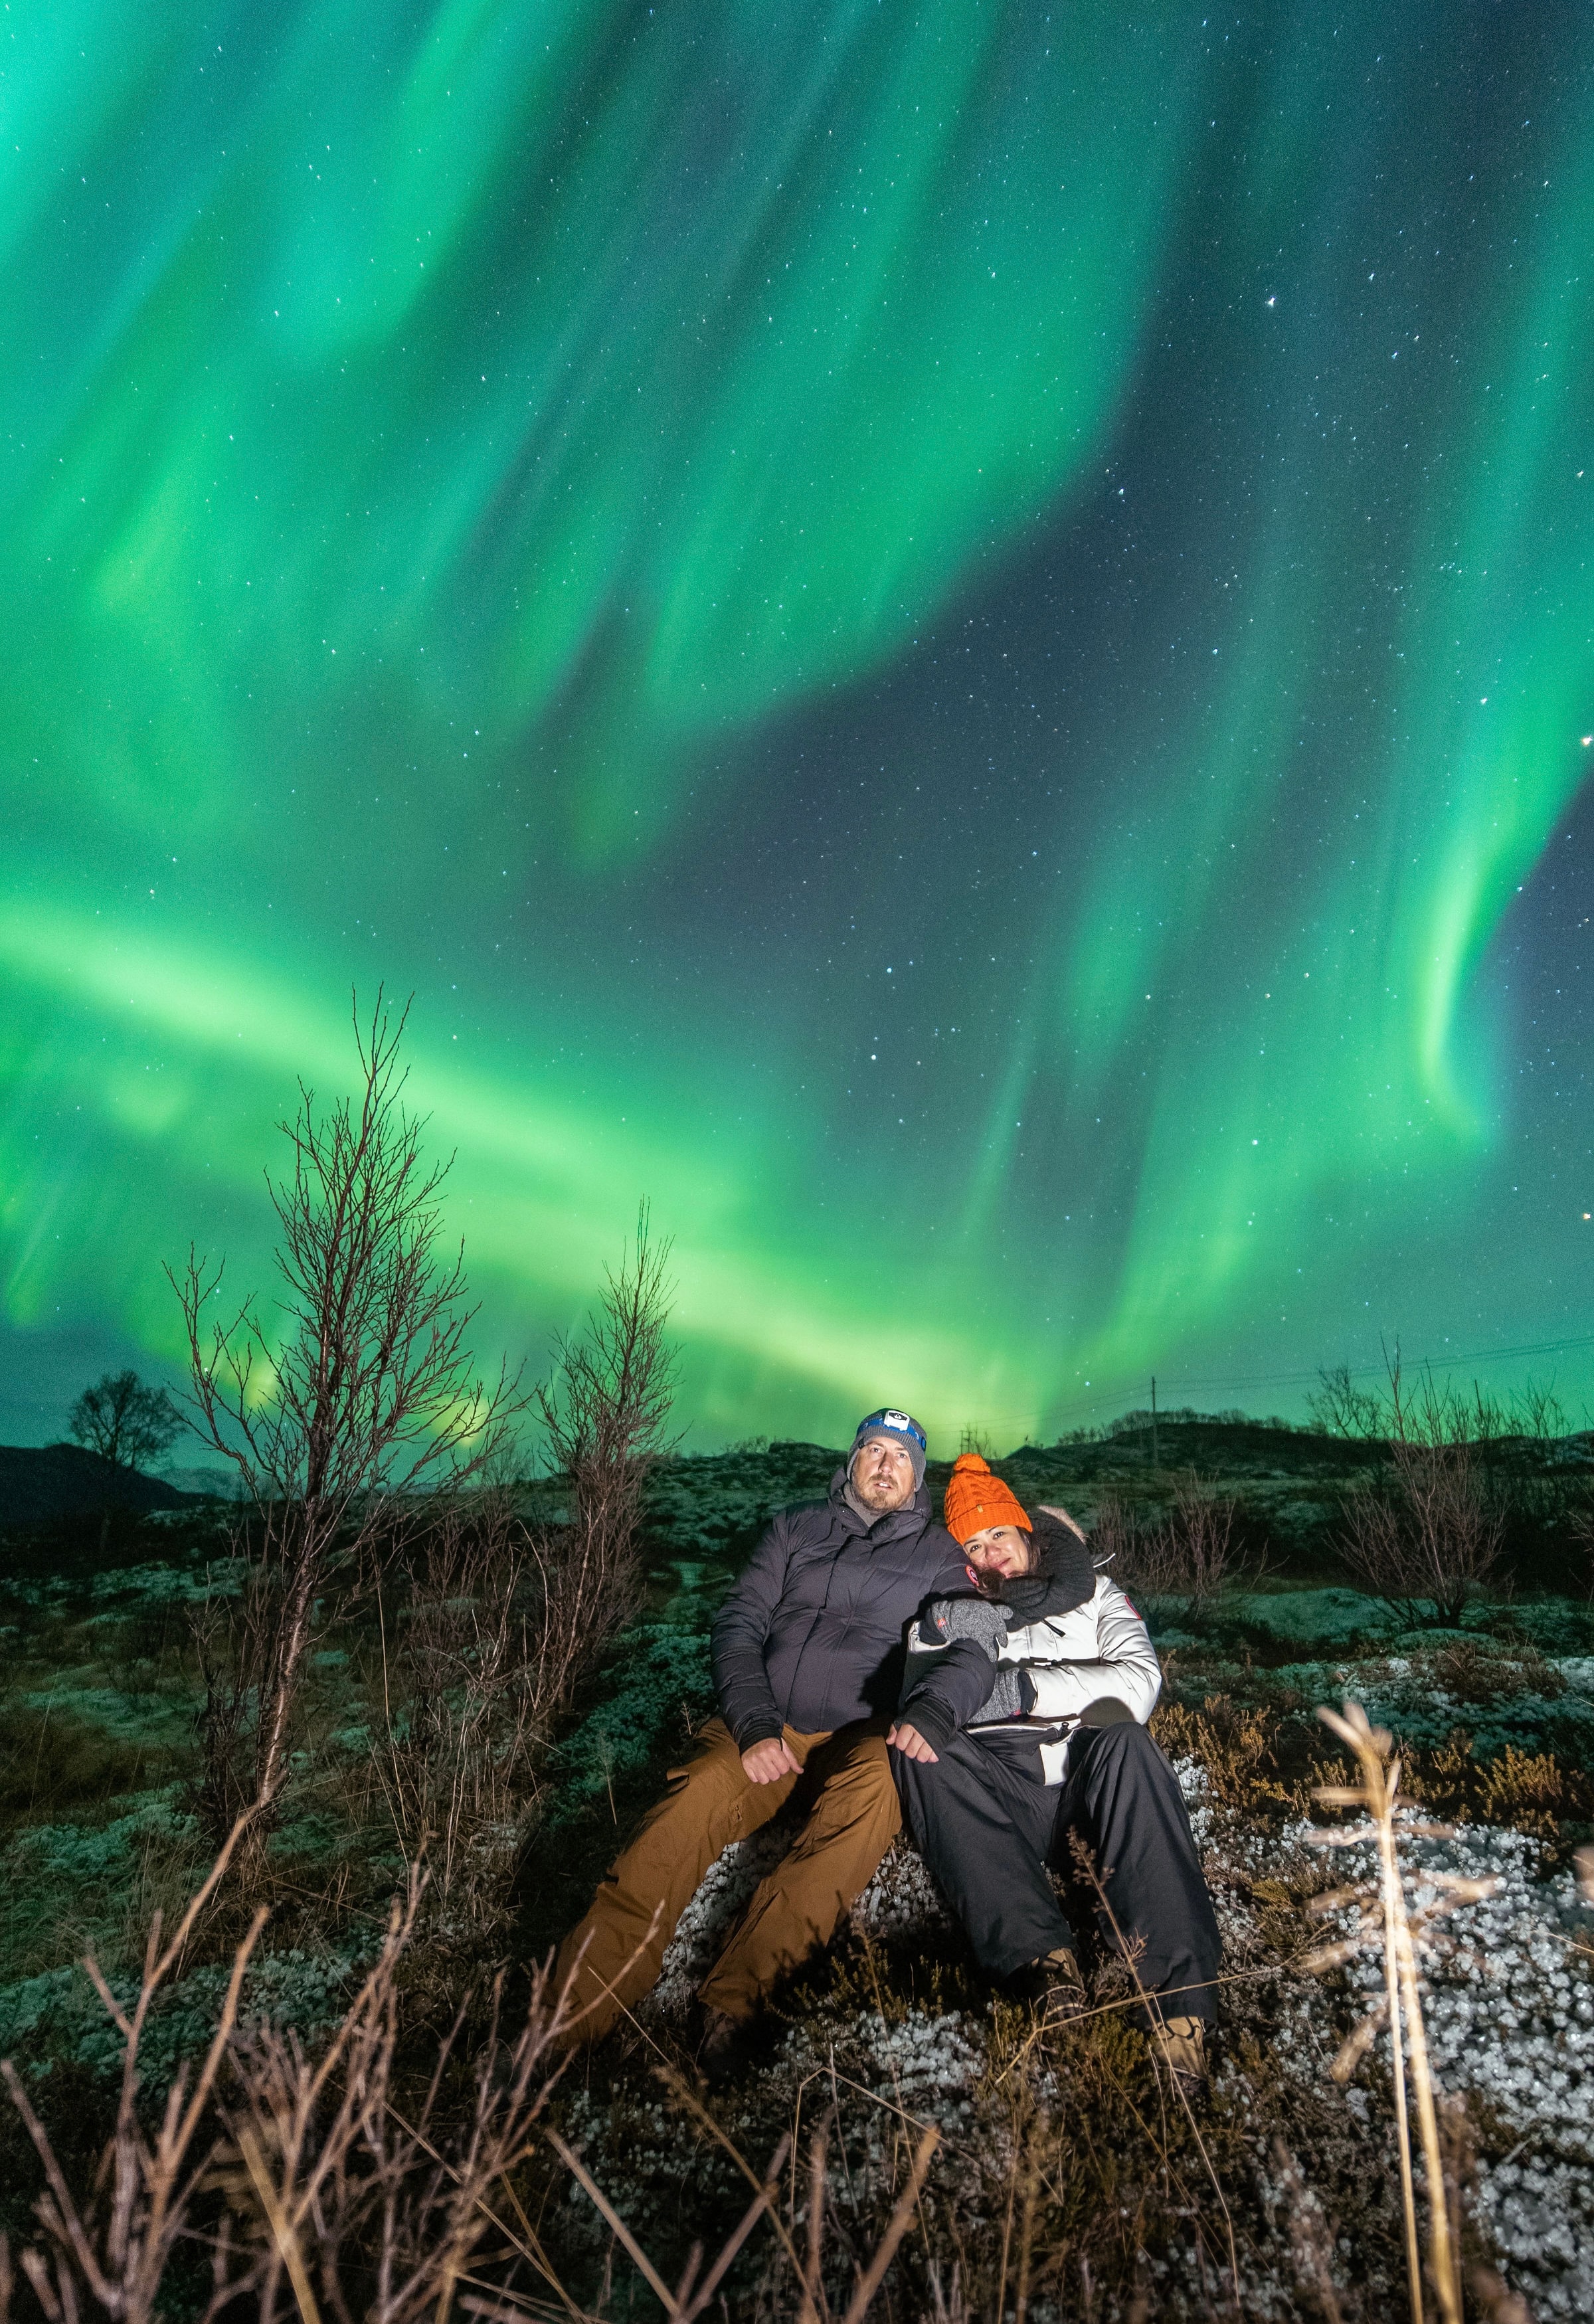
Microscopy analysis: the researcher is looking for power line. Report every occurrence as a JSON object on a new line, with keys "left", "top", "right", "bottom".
{"left": 1158, "top": 1330, "right": 1594, "bottom": 1394}
{"left": 1039, "top": 1328, "right": 1594, "bottom": 1431}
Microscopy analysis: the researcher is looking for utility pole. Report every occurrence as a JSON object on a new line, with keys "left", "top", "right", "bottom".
{"left": 1150, "top": 1374, "right": 1160, "bottom": 1471}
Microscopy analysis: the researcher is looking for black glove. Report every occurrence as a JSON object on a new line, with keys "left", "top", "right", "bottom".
{"left": 1076, "top": 1694, "right": 1135, "bottom": 1728}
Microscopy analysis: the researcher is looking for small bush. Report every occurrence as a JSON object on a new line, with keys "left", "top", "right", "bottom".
{"left": 1152, "top": 1694, "right": 1297, "bottom": 1813}
{"left": 1103, "top": 1473, "right": 1243, "bottom": 1616}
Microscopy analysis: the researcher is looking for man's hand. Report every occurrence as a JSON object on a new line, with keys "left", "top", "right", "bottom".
{"left": 887, "top": 1720, "right": 939, "bottom": 1765}
{"left": 742, "top": 1737, "right": 803, "bottom": 1784}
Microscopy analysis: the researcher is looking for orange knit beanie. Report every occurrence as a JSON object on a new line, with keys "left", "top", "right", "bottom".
{"left": 942, "top": 1453, "right": 1031, "bottom": 1545}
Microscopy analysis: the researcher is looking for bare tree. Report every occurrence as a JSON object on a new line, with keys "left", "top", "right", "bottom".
{"left": 66, "top": 1370, "right": 182, "bottom": 1475}
{"left": 1336, "top": 1351, "right": 1502, "bottom": 1625}
{"left": 371, "top": 1223, "right": 677, "bottom": 1908}
{"left": 1306, "top": 1362, "right": 1385, "bottom": 1441}
{"left": 530, "top": 1204, "right": 677, "bottom": 1706}
{"left": 173, "top": 991, "right": 525, "bottom": 1830}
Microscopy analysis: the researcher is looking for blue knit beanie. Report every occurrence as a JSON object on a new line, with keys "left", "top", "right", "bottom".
{"left": 849, "top": 1408, "right": 929, "bottom": 1490}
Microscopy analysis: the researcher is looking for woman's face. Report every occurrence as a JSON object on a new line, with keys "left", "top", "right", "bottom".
{"left": 962, "top": 1524, "right": 1035, "bottom": 1580}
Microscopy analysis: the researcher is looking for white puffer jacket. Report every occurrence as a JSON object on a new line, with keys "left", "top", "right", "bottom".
{"left": 994, "top": 1573, "right": 1162, "bottom": 1726}
{"left": 903, "top": 1571, "right": 1162, "bottom": 1785}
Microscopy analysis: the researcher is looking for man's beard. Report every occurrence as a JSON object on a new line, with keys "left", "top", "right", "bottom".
{"left": 852, "top": 1469, "right": 907, "bottom": 1511}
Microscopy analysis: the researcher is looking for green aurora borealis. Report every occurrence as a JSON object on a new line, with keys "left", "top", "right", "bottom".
{"left": 4, "top": 2, "right": 1594, "bottom": 1448}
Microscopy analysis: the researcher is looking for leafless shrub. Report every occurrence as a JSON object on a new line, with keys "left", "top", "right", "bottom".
{"left": 1086, "top": 1490, "right": 1136, "bottom": 1575}
{"left": 371, "top": 1492, "right": 547, "bottom": 1910}
{"left": 365, "top": 1218, "right": 677, "bottom": 1913}
{"left": 1464, "top": 1376, "right": 1585, "bottom": 1543}
{"left": 530, "top": 1204, "right": 677, "bottom": 1709}
{"left": 1571, "top": 1499, "right": 1594, "bottom": 1601}
{"left": 1107, "top": 1473, "right": 1241, "bottom": 1616}
{"left": 173, "top": 991, "right": 527, "bottom": 1836}
{"left": 1316, "top": 1353, "right": 1582, "bottom": 1553}
{"left": 1336, "top": 1354, "right": 1502, "bottom": 1626}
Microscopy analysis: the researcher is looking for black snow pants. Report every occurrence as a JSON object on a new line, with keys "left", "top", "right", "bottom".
{"left": 895, "top": 1720, "right": 1222, "bottom": 2026}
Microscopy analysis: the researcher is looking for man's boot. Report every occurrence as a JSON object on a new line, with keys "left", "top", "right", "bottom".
{"left": 1149, "top": 2013, "right": 1208, "bottom": 2100}
{"left": 1007, "top": 1946, "right": 1090, "bottom": 2028}
{"left": 694, "top": 2003, "right": 747, "bottom": 2088}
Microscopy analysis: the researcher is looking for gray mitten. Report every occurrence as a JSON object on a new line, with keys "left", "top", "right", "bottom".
{"left": 974, "top": 1662, "right": 1029, "bottom": 1721}
{"left": 922, "top": 1595, "right": 1027, "bottom": 1722}
{"left": 925, "top": 1593, "right": 1012, "bottom": 1660}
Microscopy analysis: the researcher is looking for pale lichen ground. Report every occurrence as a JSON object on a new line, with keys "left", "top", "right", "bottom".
{"left": 565, "top": 1751, "right": 1594, "bottom": 2319}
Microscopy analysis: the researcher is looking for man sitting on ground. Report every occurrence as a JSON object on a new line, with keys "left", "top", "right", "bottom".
{"left": 553, "top": 1410, "right": 968, "bottom": 2056}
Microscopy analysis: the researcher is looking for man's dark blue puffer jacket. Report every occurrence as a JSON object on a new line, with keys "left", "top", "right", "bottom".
{"left": 711, "top": 1470, "right": 968, "bottom": 1747}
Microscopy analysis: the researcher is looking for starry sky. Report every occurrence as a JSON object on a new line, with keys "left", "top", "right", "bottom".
{"left": 3, "top": 1, "right": 1593, "bottom": 1453}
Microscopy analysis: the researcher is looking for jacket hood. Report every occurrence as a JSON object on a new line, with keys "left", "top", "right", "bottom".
{"left": 988, "top": 1508, "right": 1097, "bottom": 1623}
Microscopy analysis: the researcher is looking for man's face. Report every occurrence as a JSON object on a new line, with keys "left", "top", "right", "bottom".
{"left": 851, "top": 1433, "right": 917, "bottom": 1512}
{"left": 964, "top": 1524, "right": 1035, "bottom": 1580}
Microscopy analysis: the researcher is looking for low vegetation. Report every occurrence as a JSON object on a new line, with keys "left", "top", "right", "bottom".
{"left": 2, "top": 1416, "right": 1593, "bottom": 2319}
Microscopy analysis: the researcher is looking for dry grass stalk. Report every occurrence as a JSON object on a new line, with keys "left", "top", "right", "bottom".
{"left": 798, "top": 2125, "right": 826, "bottom": 2324}
{"left": 1064, "top": 1832, "right": 1240, "bottom": 2310}
{"left": 0, "top": 1829, "right": 590, "bottom": 2324}
{"left": 549, "top": 2128, "right": 790, "bottom": 2321}
{"left": 836, "top": 2123, "right": 938, "bottom": 2324}
{"left": 549, "top": 2103, "right": 937, "bottom": 2323}
{"left": 214, "top": 1876, "right": 576, "bottom": 2322}
{"left": 1305, "top": 1700, "right": 1500, "bottom": 2324}
{"left": 1268, "top": 2138, "right": 1346, "bottom": 2324}
{"left": 0, "top": 1812, "right": 262, "bottom": 2324}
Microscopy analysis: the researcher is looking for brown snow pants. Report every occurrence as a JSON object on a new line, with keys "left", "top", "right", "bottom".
{"left": 552, "top": 1716, "right": 899, "bottom": 2041}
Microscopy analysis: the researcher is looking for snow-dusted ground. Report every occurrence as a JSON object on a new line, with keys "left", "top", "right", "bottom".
{"left": 1184, "top": 1758, "right": 1594, "bottom": 2317}
{"left": 592, "top": 1754, "right": 1594, "bottom": 2317}
{"left": 1334, "top": 1813, "right": 1594, "bottom": 2313}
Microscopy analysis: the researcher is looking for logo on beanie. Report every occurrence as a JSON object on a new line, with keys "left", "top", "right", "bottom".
{"left": 855, "top": 1408, "right": 928, "bottom": 1455}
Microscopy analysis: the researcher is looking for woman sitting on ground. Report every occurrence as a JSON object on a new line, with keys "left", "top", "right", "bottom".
{"left": 887, "top": 1453, "right": 1221, "bottom": 2094}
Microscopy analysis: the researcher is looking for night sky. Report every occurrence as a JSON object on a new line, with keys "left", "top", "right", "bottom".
{"left": 4, "top": 3, "right": 1593, "bottom": 1450}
